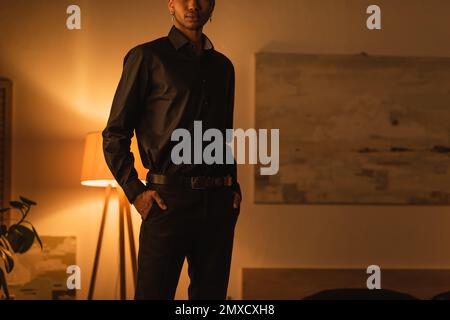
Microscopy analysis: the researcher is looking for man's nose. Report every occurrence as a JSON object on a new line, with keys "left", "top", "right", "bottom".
{"left": 186, "top": 0, "right": 201, "bottom": 11}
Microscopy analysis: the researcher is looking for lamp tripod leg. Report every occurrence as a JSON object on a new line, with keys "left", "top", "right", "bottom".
{"left": 119, "top": 190, "right": 126, "bottom": 300}
{"left": 117, "top": 187, "right": 138, "bottom": 299}
{"left": 124, "top": 202, "right": 137, "bottom": 285}
{"left": 88, "top": 184, "right": 112, "bottom": 300}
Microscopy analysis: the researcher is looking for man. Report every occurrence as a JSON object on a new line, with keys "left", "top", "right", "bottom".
{"left": 102, "top": 0, "right": 241, "bottom": 300}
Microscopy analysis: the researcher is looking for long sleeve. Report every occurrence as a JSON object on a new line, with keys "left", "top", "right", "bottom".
{"left": 228, "top": 63, "right": 242, "bottom": 199}
{"left": 102, "top": 46, "right": 149, "bottom": 205}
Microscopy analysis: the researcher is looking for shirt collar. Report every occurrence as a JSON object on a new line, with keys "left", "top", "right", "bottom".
{"left": 168, "top": 25, "right": 214, "bottom": 51}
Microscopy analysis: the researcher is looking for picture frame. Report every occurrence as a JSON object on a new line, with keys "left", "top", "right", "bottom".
{"left": 0, "top": 78, "right": 12, "bottom": 225}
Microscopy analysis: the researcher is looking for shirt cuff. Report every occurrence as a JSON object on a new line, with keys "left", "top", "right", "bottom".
{"left": 122, "top": 178, "right": 148, "bottom": 205}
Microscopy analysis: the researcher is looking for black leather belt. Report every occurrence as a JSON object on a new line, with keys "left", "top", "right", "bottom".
{"left": 147, "top": 173, "right": 233, "bottom": 190}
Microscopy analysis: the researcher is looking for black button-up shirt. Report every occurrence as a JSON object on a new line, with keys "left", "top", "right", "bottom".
{"left": 102, "top": 26, "right": 240, "bottom": 204}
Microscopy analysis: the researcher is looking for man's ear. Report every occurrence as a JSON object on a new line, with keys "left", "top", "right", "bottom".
{"left": 167, "top": 0, "right": 174, "bottom": 12}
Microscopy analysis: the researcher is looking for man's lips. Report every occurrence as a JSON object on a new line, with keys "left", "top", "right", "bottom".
{"left": 185, "top": 14, "right": 200, "bottom": 20}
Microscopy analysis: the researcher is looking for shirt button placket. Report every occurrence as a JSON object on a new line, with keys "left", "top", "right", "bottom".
{"left": 202, "top": 78, "right": 208, "bottom": 106}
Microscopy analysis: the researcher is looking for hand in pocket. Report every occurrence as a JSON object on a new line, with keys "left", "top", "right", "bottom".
{"left": 133, "top": 189, "right": 167, "bottom": 221}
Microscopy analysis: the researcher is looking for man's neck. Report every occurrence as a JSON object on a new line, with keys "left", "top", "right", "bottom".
{"left": 174, "top": 23, "right": 204, "bottom": 54}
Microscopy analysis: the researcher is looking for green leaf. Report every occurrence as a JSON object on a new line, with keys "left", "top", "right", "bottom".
{"left": 0, "top": 235, "right": 13, "bottom": 253}
{"left": 0, "top": 235, "right": 11, "bottom": 251}
{"left": 0, "top": 267, "right": 10, "bottom": 299}
{"left": 0, "top": 247, "right": 14, "bottom": 273}
{"left": 9, "top": 201, "right": 24, "bottom": 209}
{"left": 21, "top": 221, "right": 43, "bottom": 250}
{"left": 6, "top": 225, "right": 35, "bottom": 254}
{"left": 0, "top": 224, "right": 7, "bottom": 236}
{"left": 19, "top": 196, "right": 37, "bottom": 206}
{"left": 33, "top": 228, "right": 43, "bottom": 250}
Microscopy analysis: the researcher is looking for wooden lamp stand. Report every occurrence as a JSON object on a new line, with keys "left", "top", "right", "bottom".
{"left": 87, "top": 184, "right": 137, "bottom": 300}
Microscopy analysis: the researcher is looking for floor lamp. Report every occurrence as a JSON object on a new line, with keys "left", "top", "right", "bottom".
{"left": 80, "top": 131, "right": 147, "bottom": 300}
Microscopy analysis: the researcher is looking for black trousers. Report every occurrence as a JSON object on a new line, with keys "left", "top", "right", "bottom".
{"left": 134, "top": 182, "right": 240, "bottom": 300}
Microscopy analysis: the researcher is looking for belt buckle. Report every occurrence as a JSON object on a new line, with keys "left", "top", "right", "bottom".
{"left": 191, "top": 176, "right": 206, "bottom": 190}
{"left": 191, "top": 176, "right": 231, "bottom": 189}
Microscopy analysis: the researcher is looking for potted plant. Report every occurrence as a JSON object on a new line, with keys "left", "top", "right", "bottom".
{"left": 0, "top": 196, "right": 42, "bottom": 299}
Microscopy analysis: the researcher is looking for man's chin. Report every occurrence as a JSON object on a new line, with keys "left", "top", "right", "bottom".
{"left": 182, "top": 21, "right": 205, "bottom": 30}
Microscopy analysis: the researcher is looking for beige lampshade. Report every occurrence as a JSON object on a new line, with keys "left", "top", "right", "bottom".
{"left": 80, "top": 131, "right": 147, "bottom": 188}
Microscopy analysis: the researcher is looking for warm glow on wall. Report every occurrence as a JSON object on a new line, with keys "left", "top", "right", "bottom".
{"left": 80, "top": 131, "right": 147, "bottom": 187}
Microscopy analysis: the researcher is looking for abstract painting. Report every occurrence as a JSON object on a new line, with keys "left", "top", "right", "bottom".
{"left": 6, "top": 236, "right": 76, "bottom": 299}
{"left": 255, "top": 52, "right": 450, "bottom": 204}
